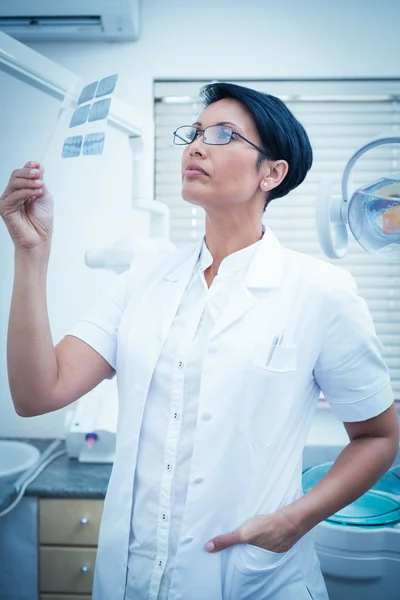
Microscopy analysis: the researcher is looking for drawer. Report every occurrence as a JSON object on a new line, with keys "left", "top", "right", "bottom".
{"left": 39, "top": 498, "right": 103, "bottom": 546}
{"left": 41, "top": 596, "right": 91, "bottom": 599}
{"left": 40, "top": 546, "right": 96, "bottom": 594}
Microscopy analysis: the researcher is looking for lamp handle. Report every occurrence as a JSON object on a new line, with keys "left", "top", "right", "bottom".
{"left": 316, "top": 178, "right": 348, "bottom": 259}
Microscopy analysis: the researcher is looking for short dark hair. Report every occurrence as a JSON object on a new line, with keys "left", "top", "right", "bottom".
{"left": 200, "top": 82, "right": 313, "bottom": 209}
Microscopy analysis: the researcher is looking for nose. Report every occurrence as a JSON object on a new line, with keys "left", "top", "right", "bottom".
{"left": 188, "top": 132, "right": 207, "bottom": 157}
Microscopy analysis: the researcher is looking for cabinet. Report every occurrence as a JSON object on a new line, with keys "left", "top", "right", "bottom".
{"left": 39, "top": 498, "right": 104, "bottom": 600}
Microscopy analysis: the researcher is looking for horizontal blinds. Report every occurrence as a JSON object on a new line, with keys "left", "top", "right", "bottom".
{"left": 154, "top": 79, "right": 400, "bottom": 398}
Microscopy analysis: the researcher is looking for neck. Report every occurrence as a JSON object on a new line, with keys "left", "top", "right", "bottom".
{"left": 204, "top": 211, "right": 263, "bottom": 277}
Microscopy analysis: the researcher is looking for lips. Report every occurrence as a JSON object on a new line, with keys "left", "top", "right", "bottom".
{"left": 184, "top": 162, "right": 209, "bottom": 176}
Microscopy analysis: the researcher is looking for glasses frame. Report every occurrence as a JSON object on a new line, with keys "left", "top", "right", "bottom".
{"left": 173, "top": 125, "right": 270, "bottom": 158}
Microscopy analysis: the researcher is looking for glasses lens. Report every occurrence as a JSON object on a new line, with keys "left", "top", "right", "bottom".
{"left": 204, "top": 126, "right": 232, "bottom": 145}
{"left": 173, "top": 126, "right": 196, "bottom": 145}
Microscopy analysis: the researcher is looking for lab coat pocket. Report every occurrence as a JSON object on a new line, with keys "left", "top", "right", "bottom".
{"left": 238, "top": 542, "right": 297, "bottom": 571}
{"left": 253, "top": 343, "right": 298, "bottom": 372}
{"left": 228, "top": 542, "right": 307, "bottom": 600}
{"left": 239, "top": 344, "right": 297, "bottom": 451}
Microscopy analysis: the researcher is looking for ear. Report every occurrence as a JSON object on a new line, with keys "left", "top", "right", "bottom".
{"left": 259, "top": 160, "right": 289, "bottom": 192}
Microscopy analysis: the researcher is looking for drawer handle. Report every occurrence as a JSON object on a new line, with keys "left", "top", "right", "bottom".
{"left": 80, "top": 517, "right": 89, "bottom": 526}
{"left": 81, "top": 565, "right": 90, "bottom": 574}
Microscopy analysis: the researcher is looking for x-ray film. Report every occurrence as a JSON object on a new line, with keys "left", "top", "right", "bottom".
{"left": 43, "top": 73, "right": 119, "bottom": 162}
{"left": 62, "top": 135, "right": 83, "bottom": 158}
{"left": 88, "top": 98, "right": 112, "bottom": 123}
{"left": 95, "top": 74, "right": 118, "bottom": 98}
{"left": 78, "top": 81, "right": 98, "bottom": 105}
{"left": 69, "top": 103, "right": 91, "bottom": 128}
{"left": 82, "top": 132, "right": 106, "bottom": 156}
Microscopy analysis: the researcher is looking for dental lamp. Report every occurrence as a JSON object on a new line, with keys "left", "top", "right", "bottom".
{"left": 316, "top": 132, "right": 400, "bottom": 260}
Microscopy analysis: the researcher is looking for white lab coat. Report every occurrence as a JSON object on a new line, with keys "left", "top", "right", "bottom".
{"left": 69, "top": 226, "right": 394, "bottom": 600}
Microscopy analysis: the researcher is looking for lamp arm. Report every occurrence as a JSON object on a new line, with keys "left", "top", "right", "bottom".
{"left": 342, "top": 133, "right": 400, "bottom": 202}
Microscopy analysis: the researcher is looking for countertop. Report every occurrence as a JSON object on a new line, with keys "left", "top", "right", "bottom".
{"left": 0, "top": 438, "right": 112, "bottom": 513}
{"left": 1, "top": 439, "right": 399, "bottom": 515}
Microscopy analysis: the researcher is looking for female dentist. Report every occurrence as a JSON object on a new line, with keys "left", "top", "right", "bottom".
{"left": 1, "top": 82, "right": 399, "bottom": 600}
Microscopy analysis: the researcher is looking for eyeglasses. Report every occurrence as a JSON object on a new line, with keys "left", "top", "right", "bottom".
{"left": 173, "top": 125, "right": 269, "bottom": 157}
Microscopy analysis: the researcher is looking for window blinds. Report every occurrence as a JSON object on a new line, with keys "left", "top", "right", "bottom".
{"left": 154, "top": 79, "right": 400, "bottom": 399}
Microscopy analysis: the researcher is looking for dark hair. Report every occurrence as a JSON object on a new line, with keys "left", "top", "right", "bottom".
{"left": 200, "top": 82, "right": 313, "bottom": 209}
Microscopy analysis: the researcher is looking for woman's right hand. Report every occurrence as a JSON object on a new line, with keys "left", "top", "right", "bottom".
{"left": 0, "top": 161, "right": 54, "bottom": 250}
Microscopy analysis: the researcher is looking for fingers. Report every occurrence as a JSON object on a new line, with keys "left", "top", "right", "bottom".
{"left": 0, "top": 185, "right": 43, "bottom": 218}
{"left": 23, "top": 161, "right": 46, "bottom": 178}
{"left": 5, "top": 187, "right": 43, "bottom": 206}
{"left": 0, "top": 163, "right": 46, "bottom": 210}
{"left": 204, "top": 530, "right": 240, "bottom": 553}
{"left": 12, "top": 174, "right": 43, "bottom": 191}
{"left": 23, "top": 160, "right": 40, "bottom": 168}
{"left": 20, "top": 162, "right": 43, "bottom": 182}
{"left": 12, "top": 166, "right": 42, "bottom": 181}
{"left": 2, "top": 166, "right": 43, "bottom": 197}
{"left": 23, "top": 161, "right": 43, "bottom": 177}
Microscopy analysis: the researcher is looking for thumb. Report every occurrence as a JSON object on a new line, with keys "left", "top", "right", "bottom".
{"left": 204, "top": 530, "right": 241, "bottom": 553}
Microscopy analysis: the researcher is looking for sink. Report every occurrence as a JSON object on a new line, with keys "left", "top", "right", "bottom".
{"left": 0, "top": 440, "right": 41, "bottom": 486}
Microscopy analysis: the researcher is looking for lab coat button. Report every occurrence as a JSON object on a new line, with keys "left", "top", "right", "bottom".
{"left": 166, "top": 463, "right": 172, "bottom": 472}
{"left": 193, "top": 477, "right": 204, "bottom": 484}
{"left": 161, "top": 512, "right": 168, "bottom": 521}
{"left": 201, "top": 412, "right": 212, "bottom": 421}
{"left": 178, "top": 360, "right": 184, "bottom": 369}
{"left": 184, "top": 536, "right": 194, "bottom": 543}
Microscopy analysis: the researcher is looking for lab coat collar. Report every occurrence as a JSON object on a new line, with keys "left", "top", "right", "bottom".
{"left": 207, "top": 227, "right": 285, "bottom": 340}
{"left": 160, "top": 242, "right": 203, "bottom": 342}
{"left": 164, "top": 223, "right": 284, "bottom": 290}
{"left": 199, "top": 236, "right": 262, "bottom": 276}
{"left": 162, "top": 224, "right": 284, "bottom": 343}
{"left": 245, "top": 225, "right": 284, "bottom": 289}
{"left": 164, "top": 238, "right": 204, "bottom": 282}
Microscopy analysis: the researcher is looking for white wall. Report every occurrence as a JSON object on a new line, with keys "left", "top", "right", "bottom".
{"left": 1, "top": 0, "right": 399, "bottom": 439}
{"left": 0, "top": 68, "right": 147, "bottom": 439}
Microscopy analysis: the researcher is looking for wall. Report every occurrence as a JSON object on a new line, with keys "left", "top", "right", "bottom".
{"left": 0, "top": 67, "right": 146, "bottom": 438}
{"left": 1, "top": 0, "right": 399, "bottom": 439}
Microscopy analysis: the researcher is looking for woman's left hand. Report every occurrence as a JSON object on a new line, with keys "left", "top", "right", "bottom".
{"left": 204, "top": 510, "right": 304, "bottom": 554}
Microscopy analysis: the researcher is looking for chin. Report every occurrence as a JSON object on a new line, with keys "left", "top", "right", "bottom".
{"left": 181, "top": 185, "right": 206, "bottom": 207}
{"left": 182, "top": 194, "right": 203, "bottom": 207}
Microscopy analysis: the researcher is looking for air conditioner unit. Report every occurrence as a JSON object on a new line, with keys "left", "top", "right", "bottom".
{"left": 0, "top": 0, "right": 140, "bottom": 42}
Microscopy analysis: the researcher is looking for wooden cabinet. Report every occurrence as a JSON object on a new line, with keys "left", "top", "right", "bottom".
{"left": 39, "top": 498, "right": 103, "bottom": 600}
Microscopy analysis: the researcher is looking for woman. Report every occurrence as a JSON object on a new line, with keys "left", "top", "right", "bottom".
{"left": 1, "top": 82, "right": 398, "bottom": 600}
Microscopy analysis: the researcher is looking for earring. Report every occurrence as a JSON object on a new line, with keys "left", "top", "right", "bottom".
{"left": 263, "top": 182, "right": 268, "bottom": 187}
